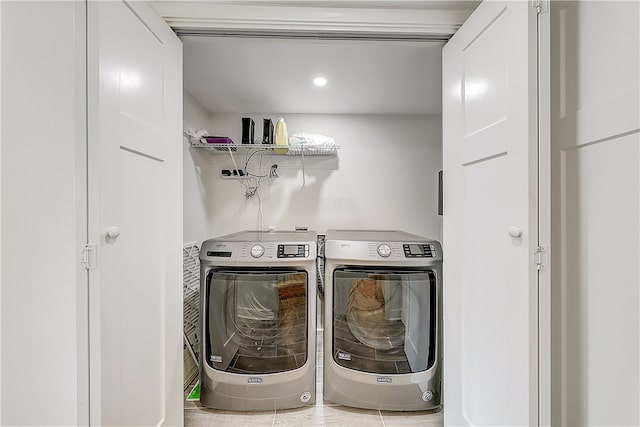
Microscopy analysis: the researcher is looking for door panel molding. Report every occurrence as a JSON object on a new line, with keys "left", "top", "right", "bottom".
{"left": 574, "top": 89, "right": 640, "bottom": 148}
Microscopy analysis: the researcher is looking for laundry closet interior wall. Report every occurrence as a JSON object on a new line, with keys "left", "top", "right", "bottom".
{"left": 182, "top": 37, "right": 445, "bottom": 246}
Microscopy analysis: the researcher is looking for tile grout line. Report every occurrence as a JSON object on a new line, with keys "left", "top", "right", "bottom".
{"left": 379, "top": 409, "right": 386, "bottom": 427}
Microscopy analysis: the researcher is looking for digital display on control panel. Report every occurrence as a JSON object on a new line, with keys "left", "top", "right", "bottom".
{"left": 277, "top": 244, "right": 309, "bottom": 258}
{"left": 283, "top": 245, "right": 298, "bottom": 255}
{"left": 403, "top": 243, "right": 434, "bottom": 258}
{"left": 408, "top": 244, "right": 424, "bottom": 255}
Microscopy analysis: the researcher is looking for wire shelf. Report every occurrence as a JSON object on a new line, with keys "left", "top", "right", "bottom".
{"left": 190, "top": 140, "right": 339, "bottom": 156}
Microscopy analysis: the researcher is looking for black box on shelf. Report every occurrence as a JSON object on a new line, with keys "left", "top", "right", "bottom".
{"left": 263, "top": 118, "right": 274, "bottom": 145}
{"left": 242, "top": 117, "right": 255, "bottom": 144}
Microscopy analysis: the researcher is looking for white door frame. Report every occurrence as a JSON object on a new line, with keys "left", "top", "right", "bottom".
{"left": 537, "top": 5, "right": 552, "bottom": 427}
{"left": 149, "top": 1, "right": 551, "bottom": 423}
{"left": 73, "top": 2, "right": 90, "bottom": 425}
{"left": 0, "top": 4, "right": 4, "bottom": 423}
{"left": 150, "top": 2, "right": 472, "bottom": 38}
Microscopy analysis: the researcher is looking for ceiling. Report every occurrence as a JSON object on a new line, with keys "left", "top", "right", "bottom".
{"left": 172, "top": 1, "right": 479, "bottom": 115}
{"left": 182, "top": 36, "right": 446, "bottom": 115}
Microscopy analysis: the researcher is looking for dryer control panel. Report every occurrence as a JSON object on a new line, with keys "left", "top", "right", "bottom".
{"left": 403, "top": 243, "right": 436, "bottom": 258}
{"left": 324, "top": 230, "right": 442, "bottom": 264}
{"left": 277, "top": 244, "right": 310, "bottom": 258}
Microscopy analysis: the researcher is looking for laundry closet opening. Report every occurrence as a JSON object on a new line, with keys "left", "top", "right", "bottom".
{"left": 182, "top": 35, "right": 446, "bottom": 248}
{"left": 178, "top": 31, "right": 450, "bottom": 412}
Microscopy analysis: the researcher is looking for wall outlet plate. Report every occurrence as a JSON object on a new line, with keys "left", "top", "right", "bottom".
{"left": 220, "top": 168, "right": 245, "bottom": 179}
{"left": 220, "top": 168, "right": 279, "bottom": 179}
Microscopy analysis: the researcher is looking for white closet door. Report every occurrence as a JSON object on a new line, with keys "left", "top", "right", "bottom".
{"left": 442, "top": 2, "right": 542, "bottom": 425}
{"left": 87, "top": 1, "right": 183, "bottom": 425}
{"left": 551, "top": 2, "right": 640, "bottom": 426}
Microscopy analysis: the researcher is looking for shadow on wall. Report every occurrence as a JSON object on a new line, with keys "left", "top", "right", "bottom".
{"left": 187, "top": 143, "right": 218, "bottom": 216}
{"left": 276, "top": 155, "right": 340, "bottom": 213}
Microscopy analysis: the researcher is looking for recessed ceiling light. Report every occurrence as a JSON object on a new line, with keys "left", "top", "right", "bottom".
{"left": 313, "top": 76, "right": 327, "bottom": 87}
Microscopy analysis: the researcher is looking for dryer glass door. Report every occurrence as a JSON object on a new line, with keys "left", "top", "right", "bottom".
{"left": 332, "top": 269, "right": 437, "bottom": 374}
{"left": 206, "top": 269, "right": 308, "bottom": 374}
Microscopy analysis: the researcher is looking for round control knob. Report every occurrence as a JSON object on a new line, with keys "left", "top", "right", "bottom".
{"left": 377, "top": 244, "right": 392, "bottom": 258}
{"left": 250, "top": 244, "right": 265, "bottom": 258}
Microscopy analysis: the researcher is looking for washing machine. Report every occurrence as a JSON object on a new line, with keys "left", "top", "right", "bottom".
{"left": 323, "top": 230, "right": 442, "bottom": 411}
{"left": 199, "top": 230, "right": 317, "bottom": 410}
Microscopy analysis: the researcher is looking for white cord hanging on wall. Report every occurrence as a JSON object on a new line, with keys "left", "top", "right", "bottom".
{"left": 300, "top": 149, "right": 306, "bottom": 187}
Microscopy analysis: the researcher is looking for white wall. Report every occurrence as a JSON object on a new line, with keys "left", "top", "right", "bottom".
{"left": 551, "top": 2, "right": 640, "bottom": 426}
{"left": 183, "top": 110, "right": 442, "bottom": 242}
{"left": 1, "top": 2, "right": 85, "bottom": 425}
{"left": 183, "top": 91, "right": 215, "bottom": 246}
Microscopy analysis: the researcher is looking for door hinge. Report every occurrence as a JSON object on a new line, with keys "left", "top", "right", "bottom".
{"left": 532, "top": 0, "right": 548, "bottom": 14}
{"left": 534, "top": 245, "right": 548, "bottom": 271}
{"left": 82, "top": 243, "right": 97, "bottom": 269}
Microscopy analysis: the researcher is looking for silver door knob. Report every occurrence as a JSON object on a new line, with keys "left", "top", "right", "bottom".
{"left": 106, "top": 226, "right": 121, "bottom": 239}
{"left": 508, "top": 226, "right": 522, "bottom": 238}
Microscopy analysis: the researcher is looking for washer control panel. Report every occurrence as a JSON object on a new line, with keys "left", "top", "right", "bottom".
{"left": 403, "top": 243, "right": 436, "bottom": 258}
{"left": 277, "top": 244, "right": 309, "bottom": 258}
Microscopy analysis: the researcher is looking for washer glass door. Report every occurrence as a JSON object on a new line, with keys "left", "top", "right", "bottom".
{"left": 332, "top": 269, "right": 436, "bottom": 374}
{"left": 206, "top": 269, "right": 308, "bottom": 374}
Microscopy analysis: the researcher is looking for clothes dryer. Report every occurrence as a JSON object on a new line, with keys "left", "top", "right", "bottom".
{"left": 199, "top": 230, "right": 317, "bottom": 410}
{"left": 323, "top": 230, "right": 442, "bottom": 411}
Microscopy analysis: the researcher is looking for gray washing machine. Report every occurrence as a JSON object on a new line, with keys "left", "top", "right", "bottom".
{"left": 199, "top": 230, "right": 317, "bottom": 411}
{"left": 323, "top": 230, "right": 442, "bottom": 411}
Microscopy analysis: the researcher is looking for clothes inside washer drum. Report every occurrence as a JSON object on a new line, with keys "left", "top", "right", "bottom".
{"left": 346, "top": 277, "right": 405, "bottom": 350}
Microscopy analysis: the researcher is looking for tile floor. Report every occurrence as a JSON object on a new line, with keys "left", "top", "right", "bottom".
{"left": 185, "top": 331, "right": 443, "bottom": 427}
{"left": 184, "top": 401, "right": 443, "bottom": 427}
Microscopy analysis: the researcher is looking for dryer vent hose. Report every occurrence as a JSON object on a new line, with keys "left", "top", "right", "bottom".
{"left": 316, "top": 260, "right": 324, "bottom": 297}
{"left": 316, "top": 234, "right": 326, "bottom": 297}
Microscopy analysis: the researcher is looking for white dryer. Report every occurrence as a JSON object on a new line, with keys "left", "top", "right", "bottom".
{"left": 323, "top": 230, "right": 442, "bottom": 411}
{"left": 199, "top": 230, "right": 317, "bottom": 410}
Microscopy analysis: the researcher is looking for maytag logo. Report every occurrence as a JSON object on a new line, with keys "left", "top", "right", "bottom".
{"left": 377, "top": 376, "right": 392, "bottom": 383}
{"left": 337, "top": 352, "right": 352, "bottom": 361}
{"left": 247, "top": 377, "right": 263, "bottom": 384}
